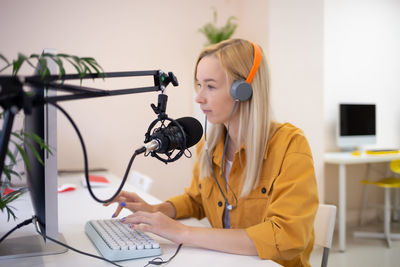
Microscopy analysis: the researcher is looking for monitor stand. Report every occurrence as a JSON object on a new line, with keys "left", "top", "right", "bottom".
{"left": 0, "top": 233, "right": 67, "bottom": 260}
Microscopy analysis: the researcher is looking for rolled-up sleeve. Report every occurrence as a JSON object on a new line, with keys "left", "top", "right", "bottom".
{"left": 246, "top": 136, "right": 319, "bottom": 261}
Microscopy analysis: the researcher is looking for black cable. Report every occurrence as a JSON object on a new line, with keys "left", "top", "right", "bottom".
{"left": 45, "top": 234, "right": 123, "bottom": 267}
{"left": 39, "top": 219, "right": 182, "bottom": 267}
{"left": 47, "top": 101, "right": 137, "bottom": 204}
{"left": 1, "top": 211, "right": 182, "bottom": 266}
{"left": 144, "top": 244, "right": 182, "bottom": 267}
{"left": 42, "top": 102, "right": 184, "bottom": 266}
{"left": 0, "top": 217, "right": 34, "bottom": 243}
{"left": 1, "top": 216, "right": 182, "bottom": 267}
{"left": 204, "top": 101, "right": 239, "bottom": 211}
{"left": 204, "top": 116, "right": 230, "bottom": 207}
{"left": 0, "top": 217, "right": 121, "bottom": 266}
{"left": 220, "top": 101, "right": 239, "bottom": 209}
{"left": 28, "top": 217, "right": 123, "bottom": 267}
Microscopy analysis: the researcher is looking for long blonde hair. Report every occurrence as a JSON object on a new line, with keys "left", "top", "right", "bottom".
{"left": 194, "top": 39, "right": 272, "bottom": 197}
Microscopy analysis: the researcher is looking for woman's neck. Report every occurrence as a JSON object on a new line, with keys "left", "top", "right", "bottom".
{"left": 224, "top": 118, "right": 240, "bottom": 162}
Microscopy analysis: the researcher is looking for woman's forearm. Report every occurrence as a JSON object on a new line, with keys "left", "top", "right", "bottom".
{"left": 181, "top": 226, "right": 258, "bottom": 256}
{"left": 154, "top": 201, "right": 176, "bottom": 218}
{"left": 121, "top": 206, "right": 258, "bottom": 255}
{"left": 141, "top": 201, "right": 258, "bottom": 255}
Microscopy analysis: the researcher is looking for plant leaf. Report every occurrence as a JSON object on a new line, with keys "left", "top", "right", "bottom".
{"left": 6, "top": 149, "right": 17, "bottom": 165}
{"left": 7, "top": 207, "right": 16, "bottom": 221}
{"left": 12, "top": 53, "right": 27, "bottom": 75}
{"left": 64, "top": 57, "right": 83, "bottom": 77}
{"left": 81, "top": 57, "right": 104, "bottom": 78}
{"left": 22, "top": 131, "right": 52, "bottom": 155}
{"left": 71, "top": 56, "right": 87, "bottom": 79}
{"left": 11, "top": 131, "right": 24, "bottom": 142}
{"left": 2, "top": 165, "right": 12, "bottom": 181}
{"left": 198, "top": 9, "right": 238, "bottom": 45}
{"left": 37, "top": 57, "right": 50, "bottom": 80}
{"left": 11, "top": 141, "right": 30, "bottom": 171}
{"left": 5, "top": 168, "right": 20, "bottom": 179}
{"left": 4, "top": 189, "right": 25, "bottom": 202}
{"left": 23, "top": 140, "right": 44, "bottom": 166}
{"left": 44, "top": 53, "right": 66, "bottom": 78}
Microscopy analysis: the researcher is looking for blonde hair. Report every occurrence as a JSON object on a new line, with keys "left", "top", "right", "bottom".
{"left": 194, "top": 39, "right": 272, "bottom": 197}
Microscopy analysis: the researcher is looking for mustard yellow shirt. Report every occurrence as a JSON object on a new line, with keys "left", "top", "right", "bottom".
{"left": 168, "top": 123, "right": 319, "bottom": 267}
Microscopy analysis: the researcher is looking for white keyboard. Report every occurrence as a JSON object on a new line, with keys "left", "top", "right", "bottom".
{"left": 85, "top": 219, "right": 162, "bottom": 261}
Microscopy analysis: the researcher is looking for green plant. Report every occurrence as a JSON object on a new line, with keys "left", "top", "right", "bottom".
{"left": 198, "top": 8, "right": 238, "bottom": 45}
{"left": 0, "top": 52, "right": 104, "bottom": 221}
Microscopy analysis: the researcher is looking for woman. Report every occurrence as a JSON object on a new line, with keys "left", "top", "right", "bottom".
{"left": 105, "top": 38, "right": 319, "bottom": 267}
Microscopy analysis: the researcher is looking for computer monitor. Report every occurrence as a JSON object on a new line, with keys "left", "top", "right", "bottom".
{"left": 0, "top": 49, "right": 66, "bottom": 259}
{"left": 337, "top": 103, "right": 376, "bottom": 151}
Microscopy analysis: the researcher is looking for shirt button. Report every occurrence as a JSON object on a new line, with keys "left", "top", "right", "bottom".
{"left": 261, "top": 187, "right": 267, "bottom": 194}
{"left": 218, "top": 201, "right": 223, "bottom": 207}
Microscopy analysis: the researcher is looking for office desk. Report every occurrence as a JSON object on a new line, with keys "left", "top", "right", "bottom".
{"left": 0, "top": 172, "right": 281, "bottom": 267}
{"left": 324, "top": 152, "right": 400, "bottom": 252}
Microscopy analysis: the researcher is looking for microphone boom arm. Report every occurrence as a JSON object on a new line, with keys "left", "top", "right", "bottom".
{"left": 0, "top": 69, "right": 179, "bottom": 178}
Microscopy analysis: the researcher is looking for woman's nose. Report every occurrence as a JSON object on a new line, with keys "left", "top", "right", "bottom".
{"left": 195, "top": 90, "right": 205, "bottom": 104}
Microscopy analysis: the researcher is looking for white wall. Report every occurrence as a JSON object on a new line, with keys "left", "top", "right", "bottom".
{"left": 325, "top": 0, "right": 400, "bottom": 151}
{"left": 239, "top": 0, "right": 325, "bottom": 201}
{"left": 324, "top": 0, "right": 400, "bottom": 225}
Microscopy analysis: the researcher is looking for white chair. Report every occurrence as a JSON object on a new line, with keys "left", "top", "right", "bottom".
{"left": 314, "top": 204, "right": 337, "bottom": 267}
{"left": 129, "top": 170, "right": 153, "bottom": 193}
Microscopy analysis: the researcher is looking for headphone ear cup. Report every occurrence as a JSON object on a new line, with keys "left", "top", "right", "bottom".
{"left": 230, "top": 80, "right": 253, "bottom": 101}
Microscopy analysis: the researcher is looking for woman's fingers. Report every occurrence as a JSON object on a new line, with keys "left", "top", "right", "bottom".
{"left": 118, "top": 191, "right": 144, "bottom": 203}
{"left": 103, "top": 191, "right": 143, "bottom": 207}
{"left": 120, "top": 211, "right": 185, "bottom": 244}
{"left": 103, "top": 191, "right": 153, "bottom": 218}
{"left": 112, "top": 201, "right": 126, "bottom": 218}
{"left": 121, "top": 211, "right": 158, "bottom": 233}
{"left": 123, "top": 211, "right": 154, "bottom": 225}
{"left": 103, "top": 191, "right": 125, "bottom": 207}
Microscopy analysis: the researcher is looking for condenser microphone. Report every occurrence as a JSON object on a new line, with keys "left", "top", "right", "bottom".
{"left": 139, "top": 117, "right": 203, "bottom": 154}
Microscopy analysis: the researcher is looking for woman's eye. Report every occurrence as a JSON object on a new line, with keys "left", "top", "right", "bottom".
{"left": 208, "top": 85, "right": 216, "bottom": 90}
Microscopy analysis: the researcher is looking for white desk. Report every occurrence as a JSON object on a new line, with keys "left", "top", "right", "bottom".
{"left": 324, "top": 152, "right": 400, "bottom": 252}
{"left": 0, "top": 172, "right": 281, "bottom": 267}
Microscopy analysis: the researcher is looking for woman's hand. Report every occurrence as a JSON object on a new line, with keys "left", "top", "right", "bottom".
{"left": 103, "top": 190, "right": 155, "bottom": 218}
{"left": 121, "top": 211, "right": 188, "bottom": 244}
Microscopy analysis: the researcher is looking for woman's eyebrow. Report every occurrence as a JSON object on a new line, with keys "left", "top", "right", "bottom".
{"left": 198, "top": 78, "right": 216, "bottom": 83}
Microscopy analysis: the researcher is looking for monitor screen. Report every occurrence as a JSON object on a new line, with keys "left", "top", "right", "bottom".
{"left": 337, "top": 103, "right": 376, "bottom": 150}
{"left": 340, "top": 104, "right": 376, "bottom": 136}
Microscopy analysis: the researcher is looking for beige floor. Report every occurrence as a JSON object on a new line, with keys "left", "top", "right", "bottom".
{"left": 310, "top": 222, "right": 400, "bottom": 267}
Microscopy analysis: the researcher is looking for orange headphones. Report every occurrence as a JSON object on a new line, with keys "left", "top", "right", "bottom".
{"left": 204, "top": 42, "right": 262, "bottom": 213}
{"left": 230, "top": 42, "right": 262, "bottom": 101}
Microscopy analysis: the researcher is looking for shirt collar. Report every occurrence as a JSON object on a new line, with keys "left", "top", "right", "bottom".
{"left": 212, "top": 121, "right": 282, "bottom": 164}
{"left": 212, "top": 134, "right": 246, "bottom": 166}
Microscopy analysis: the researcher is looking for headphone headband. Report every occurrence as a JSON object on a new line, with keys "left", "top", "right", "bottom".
{"left": 246, "top": 42, "right": 262, "bottom": 84}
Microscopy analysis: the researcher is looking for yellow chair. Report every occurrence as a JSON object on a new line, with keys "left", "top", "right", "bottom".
{"left": 355, "top": 160, "right": 400, "bottom": 247}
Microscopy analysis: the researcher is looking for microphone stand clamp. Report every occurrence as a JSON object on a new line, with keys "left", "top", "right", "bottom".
{"left": 146, "top": 71, "right": 187, "bottom": 164}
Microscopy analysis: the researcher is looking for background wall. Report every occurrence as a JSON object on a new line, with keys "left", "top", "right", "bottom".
{"left": 1, "top": 0, "right": 325, "bottom": 204}
{"left": 265, "top": 0, "right": 324, "bottom": 201}
{"left": 324, "top": 0, "right": 400, "bottom": 225}
{"left": 0, "top": 0, "right": 240, "bottom": 200}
